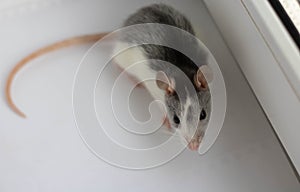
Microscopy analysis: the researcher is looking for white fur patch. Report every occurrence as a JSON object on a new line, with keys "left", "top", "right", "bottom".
{"left": 181, "top": 89, "right": 192, "bottom": 137}
{"left": 113, "top": 42, "right": 165, "bottom": 102}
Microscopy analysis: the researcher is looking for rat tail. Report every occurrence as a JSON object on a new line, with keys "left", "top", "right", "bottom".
{"left": 6, "top": 33, "right": 109, "bottom": 118}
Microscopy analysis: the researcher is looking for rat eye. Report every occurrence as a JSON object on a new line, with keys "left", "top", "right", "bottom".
{"left": 200, "top": 109, "right": 206, "bottom": 120}
{"left": 173, "top": 115, "right": 180, "bottom": 124}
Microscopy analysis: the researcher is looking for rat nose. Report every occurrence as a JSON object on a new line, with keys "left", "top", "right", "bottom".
{"left": 187, "top": 139, "right": 200, "bottom": 151}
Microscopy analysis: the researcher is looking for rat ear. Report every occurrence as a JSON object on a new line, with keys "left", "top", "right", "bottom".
{"left": 194, "top": 65, "right": 213, "bottom": 91}
{"left": 156, "top": 71, "right": 175, "bottom": 95}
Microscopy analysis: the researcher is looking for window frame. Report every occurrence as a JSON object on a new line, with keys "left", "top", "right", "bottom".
{"left": 204, "top": 0, "right": 300, "bottom": 176}
{"left": 268, "top": 0, "right": 300, "bottom": 49}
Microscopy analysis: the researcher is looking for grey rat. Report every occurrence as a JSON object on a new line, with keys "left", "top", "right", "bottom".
{"left": 6, "top": 3, "right": 212, "bottom": 151}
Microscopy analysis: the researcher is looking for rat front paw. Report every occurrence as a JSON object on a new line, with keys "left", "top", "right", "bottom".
{"left": 162, "top": 116, "right": 171, "bottom": 129}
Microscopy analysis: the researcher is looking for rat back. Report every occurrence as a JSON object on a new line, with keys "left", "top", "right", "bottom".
{"left": 113, "top": 4, "right": 200, "bottom": 100}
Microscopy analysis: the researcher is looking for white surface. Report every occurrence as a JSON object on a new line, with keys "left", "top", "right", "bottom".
{"left": 0, "top": 0, "right": 299, "bottom": 191}
{"left": 204, "top": 0, "right": 300, "bottom": 174}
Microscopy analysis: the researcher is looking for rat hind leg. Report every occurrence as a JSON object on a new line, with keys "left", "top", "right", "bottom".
{"left": 112, "top": 60, "right": 145, "bottom": 88}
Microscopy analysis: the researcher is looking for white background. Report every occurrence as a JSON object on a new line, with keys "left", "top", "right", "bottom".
{"left": 0, "top": 0, "right": 299, "bottom": 191}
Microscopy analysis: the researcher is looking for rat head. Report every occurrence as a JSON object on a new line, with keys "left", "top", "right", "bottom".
{"left": 156, "top": 65, "right": 212, "bottom": 151}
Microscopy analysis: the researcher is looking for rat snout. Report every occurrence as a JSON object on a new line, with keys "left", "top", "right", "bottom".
{"left": 184, "top": 137, "right": 200, "bottom": 151}
{"left": 185, "top": 133, "right": 204, "bottom": 151}
{"left": 187, "top": 140, "right": 200, "bottom": 151}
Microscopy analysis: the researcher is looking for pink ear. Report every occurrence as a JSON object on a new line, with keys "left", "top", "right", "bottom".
{"left": 194, "top": 65, "right": 213, "bottom": 90}
{"left": 156, "top": 71, "right": 175, "bottom": 95}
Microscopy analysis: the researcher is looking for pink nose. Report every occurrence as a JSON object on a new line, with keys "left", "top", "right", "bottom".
{"left": 188, "top": 141, "right": 199, "bottom": 151}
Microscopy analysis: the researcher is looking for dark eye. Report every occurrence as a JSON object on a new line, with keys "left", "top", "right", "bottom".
{"left": 200, "top": 109, "right": 206, "bottom": 120}
{"left": 173, "top": 115, "right": 180, "bottom": 124}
